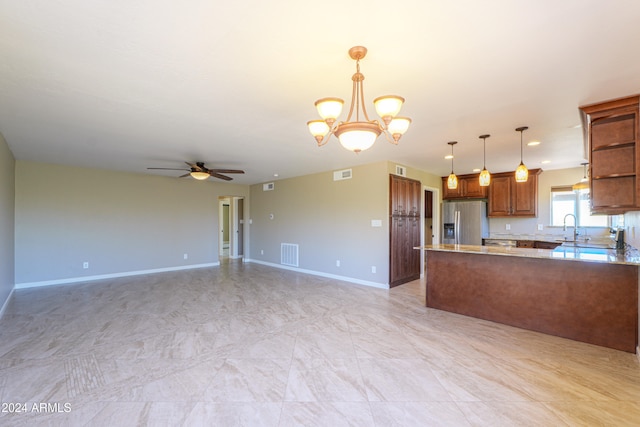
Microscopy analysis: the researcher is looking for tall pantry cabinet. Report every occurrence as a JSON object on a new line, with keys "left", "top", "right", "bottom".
{"left": 389, "top": 174, "right": 421, "bottom": 287}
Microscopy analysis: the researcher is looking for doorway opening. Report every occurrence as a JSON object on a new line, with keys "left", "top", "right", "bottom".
{"left": 218, "top": 196, "right": 245, "bottom": 260}
{"left": 422, "top": 185, "right": 440, "bottom": 275}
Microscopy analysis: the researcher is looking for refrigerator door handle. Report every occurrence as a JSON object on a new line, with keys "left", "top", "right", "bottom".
{"left": 455, "top": 210, "right": 460, "bottom": 244}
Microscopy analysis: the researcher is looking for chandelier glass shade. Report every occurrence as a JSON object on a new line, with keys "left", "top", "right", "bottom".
{"left": 307, "top": 46, "right": 411, "bottom": 153}
{"left": 515, "top": 126, "right": 529, "bottom": 183}
{"left": 447, "top": 141, "right": 458, "bottom": 189}
{"left": 479, "top": 134, "right": 491, "bottom": 187}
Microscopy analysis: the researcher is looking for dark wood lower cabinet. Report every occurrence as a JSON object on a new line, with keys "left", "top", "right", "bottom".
{"left": 389, "top": 175, "right": 421, "bottom": 287}
{"left": 426, "top": 250, "right": 638, "bottom": 352}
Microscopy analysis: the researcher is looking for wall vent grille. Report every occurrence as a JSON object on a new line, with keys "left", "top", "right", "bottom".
{"left": 333, "top": 169, "right": 352, "bottom": 181}
{"left": 395, "top": 165, "right": 407, "bottom": 176}
{"left": 281, "top": 243, "right": 299, "bottom": 267}
{"left": 263, "top": 182, "right": 275, "bottom": 191}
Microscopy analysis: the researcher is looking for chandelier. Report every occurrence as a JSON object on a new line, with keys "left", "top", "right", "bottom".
{"left": 307, "top": 46, "right": 411, "bottom": 153}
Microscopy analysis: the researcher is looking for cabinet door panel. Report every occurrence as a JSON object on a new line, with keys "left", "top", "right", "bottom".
{"left": 463, "top": 176, "right": 488, "bottom": 198}
{"left": 488, "top": 176, "right": 511, "bottom": 216}
{"left": 442, "top": 176, "right": 462, "bottom": 199}
{"left": 512, "top": 178, "right": 537, "bottom": 216}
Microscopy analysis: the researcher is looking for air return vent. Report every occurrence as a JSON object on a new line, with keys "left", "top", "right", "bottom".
{"left": 333, "top": 169, "right": 352, "bottom": 181}
{"left": 395, "top": 165, "right": 406, "bottom": 176}
{"left": 281, "top": 243, "right": 299, "bottom": 267}
{"left": 263, "top": 182, "right": 274, "bottom": 191}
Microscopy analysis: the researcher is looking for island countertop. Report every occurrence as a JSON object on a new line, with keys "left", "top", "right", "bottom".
{"left": 417, "top": 243, "right": 640, "bottom": 266}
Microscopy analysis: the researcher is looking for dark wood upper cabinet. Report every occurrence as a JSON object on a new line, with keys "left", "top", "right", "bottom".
{"left": 441, "top": 170, "right": 539, "bottom": 217}
{"left": 487, "top": 169, "right": 541, "bottom": 217}
{"left": 441, "top": 173, "right": 488, "bottom": 200}
{"left": 580, "top": 95, "right": 640, "bottom": 214}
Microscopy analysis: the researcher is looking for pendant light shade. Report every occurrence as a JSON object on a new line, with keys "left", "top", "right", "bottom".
{"left": 572, "top": 162, "right": 589, "bottom": 192}
{"left": 515, "top": 126, "right": 529, "bottom": 183}
{"left": 447, "top": 141, "right": 458, "bottom": 189}
{"left": 479, "top": 134, "right": 491, "bottom": 187}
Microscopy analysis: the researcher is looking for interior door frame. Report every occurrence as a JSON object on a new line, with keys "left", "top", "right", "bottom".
{"left": 421, "top": 184, "right": 441, "bottom": 277}
{"left": 219, "top": 196, "right": 245, "bottom": 259}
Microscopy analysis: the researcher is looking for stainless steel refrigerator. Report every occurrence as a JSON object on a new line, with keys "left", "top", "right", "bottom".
{"left": 442, "top": 200, "right": 489, "bottom": 245}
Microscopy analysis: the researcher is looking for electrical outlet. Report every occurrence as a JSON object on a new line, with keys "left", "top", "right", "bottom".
{"left": 83, "top": 262, "right": 89, "bottom": 269}
{"left": 506, "top": 224, "right": 511, "bottom": 231}
{"left": 537, "top": 224, "right": 544, "bottom": 231}
{"left": 336, "top": 260, "right": 340, "bottom": 267}
{"left": 183, "top": 253, "right": 188, "bottom": 260}
{"left": 260, "top": 249, "right": 264, "bottom": 255}
{"left": 371, "top": 266, "right": 376, "bottom": 273}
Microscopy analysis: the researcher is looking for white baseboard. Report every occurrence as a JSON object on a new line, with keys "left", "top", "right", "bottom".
{"left": 0, "top": 287, "right": 15, "bottom": 320}
{"left": 245, "top": 258, "right": 389, "bottom": 290}
{"left": 14, "top": 263, "right": 219, "bottom": 289}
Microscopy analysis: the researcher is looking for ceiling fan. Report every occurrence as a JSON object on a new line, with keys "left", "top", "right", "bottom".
{"left": 147, "top": 162, "right": 245, "bottom": 181}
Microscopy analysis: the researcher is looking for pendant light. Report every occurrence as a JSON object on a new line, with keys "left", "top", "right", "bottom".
{"left": 572, "top": 162, "right": 589, "bottom": 192}
{"left": 447, "top": 141, "right": 458, "bottom": 189}
{"left": 515, "top": 126, "right": 529, "bottom": 182}
{"left": 479, "top": 134, "right": 491, "bottom": 187}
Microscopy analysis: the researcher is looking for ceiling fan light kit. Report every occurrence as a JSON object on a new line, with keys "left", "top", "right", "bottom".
{"left": 190, "top": 171, "right": 210, "bottom": 180}
{"left": 307, "top": 46, "right": 411, "bottom": 153}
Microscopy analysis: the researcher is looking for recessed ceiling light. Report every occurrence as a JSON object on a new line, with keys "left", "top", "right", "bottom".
{"left": 541, "top": 160, "right": 551, "bottom": 164}
{"left": 444, "top": 155, "right": 453, "bottom": 160}
{"left": 528, "top": 141, "right": 541, "bottom": 146}
{"left": 274, "top": 173, "right": 279, "bottom": 177}
{"left": 472, "top": 168, "right": 481, "bottom": 172}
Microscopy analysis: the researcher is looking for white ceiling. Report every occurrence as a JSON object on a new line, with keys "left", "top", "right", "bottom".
{"left": 1, "top": 1, "right": 640, "bottom": 185}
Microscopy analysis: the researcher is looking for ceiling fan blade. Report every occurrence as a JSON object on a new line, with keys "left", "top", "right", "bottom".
{"left": 147, "top": 167, "right": 190, "bottom": 171}
{"left": 179, "top": 173, "right": 191, "bottom": 178}
{"left": 210, "top": 172, "right": 233, "bottom": 181}
{"left": 185, "top": 161, "right": 200, "bottom": 170}
{"left": 210, "top": 169, "right": 245, "bottom": 174}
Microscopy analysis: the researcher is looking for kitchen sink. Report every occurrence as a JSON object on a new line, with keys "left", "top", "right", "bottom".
{"left": 557, "top": 240, "right": 615, "bottom": 249}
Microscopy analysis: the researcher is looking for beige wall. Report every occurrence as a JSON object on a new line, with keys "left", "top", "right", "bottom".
{"left": 249, "top": 161, "right": 391, "bottom": 285}
{"left": 15, "top": 161, "right": 248, "bottom": 285}
{"left": 248, "top": 161, "right": 441, "bottom": 286}
{"left": 0, "top": 133, "right": 15, "bottom": 310}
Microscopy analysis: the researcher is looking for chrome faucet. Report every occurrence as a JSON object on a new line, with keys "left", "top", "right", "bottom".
{"left": 563, "top": 213, "right": 579, "bottom": 242}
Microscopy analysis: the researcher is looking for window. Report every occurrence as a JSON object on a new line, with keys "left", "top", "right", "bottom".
{"left": 550, "top": 186, "right": 609, "bottom": 227}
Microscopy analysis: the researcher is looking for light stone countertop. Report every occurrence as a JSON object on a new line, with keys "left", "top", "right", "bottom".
{"left": 418, "top": 244, "right": 640, "bottom": 266}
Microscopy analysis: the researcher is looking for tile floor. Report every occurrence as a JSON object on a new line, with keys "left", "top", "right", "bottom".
{"left": 0, "top": 260, "right": 639, "bottom": 426}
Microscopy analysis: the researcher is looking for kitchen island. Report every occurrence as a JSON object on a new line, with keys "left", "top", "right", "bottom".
{"left": 421, "top": 244, "right": 639, "bottom": 353}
